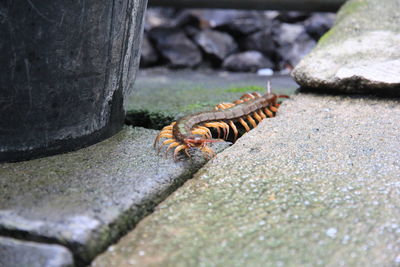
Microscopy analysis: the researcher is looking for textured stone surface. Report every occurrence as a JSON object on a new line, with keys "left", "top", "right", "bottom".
{"left": 0, "top": 0, "right": 147, "bottom": 162}
{"left": 93, "top": 94, "right": 400, "bottom": 266}
{"left": 125, "top": 68, "right": 298, "bottom": 129}
{"left": 0, "top": 237, "right": 73, "bottom": 267}
{"left": 0, "top": 127, "right": 226, "bottom": 265}
{"left": 292, "top": 0, "right": 400, "bottom": 94}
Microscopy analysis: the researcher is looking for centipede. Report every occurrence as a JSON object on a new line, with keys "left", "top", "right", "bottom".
{"left": 154, "top": 82, "right": 289, "bottom": 161}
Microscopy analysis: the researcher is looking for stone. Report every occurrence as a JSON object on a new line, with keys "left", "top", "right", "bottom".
{"left": 183, "top": 25, "right": 201, "bottom": 39}
{"left": 208, "top": 10, "right": 271, "bottom": 36}
{"left": 243, "top": 29, "right": 277, "bottom": 59}
{"left": 275, "top": 11, "right": 310, "bottom": 23}
{"left": 139, "top": 35, "right": 159, "bottom": 67}
{"left": 0, "top": 127, "right": 225, "bottom": 265}
{"left": 125, "top": 68, "right": 298, "bottom": 129}
{"left": 92, "top": 94, "right": 400, "bottom": 266}
{"left": 277, "top": 34, "right": 316, "bottom": 69}
{"left": 292, "top": 0, "right": 400, "bottom": 94}
{"left": 273, "top": 23, "right": 306, "bottom": 46}
{"left": 148, "top": 27, "right": 202, "bottom": 68}
{"left": 144, "top": 7, "right": 178, "bottom": 31}
{"left": 222, "top": 51, "right": 274, "bottom": 72}
{"left": 194, "top": 30, "right": 238, "bottom": 63}
{"left": 0, "top": 0, "right": 147, "bottom": 162}
{"left": 171, "top": 10, "right": 201, "bottom": 28}
{"left": 0, "top": 237, "right": 73, "bottom": 267}
{"left": 274, "top": 23, "right": 316, "bottom": 68}
{"left": 304, "top": 13, "right": 336, "bottom": 40}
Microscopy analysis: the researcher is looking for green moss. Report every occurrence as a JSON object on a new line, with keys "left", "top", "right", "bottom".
{"left": 224, "top": 85, "right": 265, "bottom": 93}
{"left": 317, "top": 28, "right": 336, "bottom": 47}
{"left": 182, "top": 102, "right": 213, "bottom": 112}
{"left": 336, "top": 0, "right": 367, "bottom": 21}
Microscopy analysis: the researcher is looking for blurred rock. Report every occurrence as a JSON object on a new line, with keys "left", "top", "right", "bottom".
{"left": 273, "top": 23, "right": 305, "bottom": 46}
{"left": 304, "top": 13, "right": 336, "bottom": 40}
{"left": 142, "top": 7, "right": 335, "bottom": 72}
{"left": 273, "top": 23, "right": 316, "bottom": 68}
{"left": 223, "top": 51, "right": 274, "bottom": 72}
{"left": 275, "top": 11, "right": 310, "bottom": 23}
{"left": 140, "top": 34, "right": 159, "bottom": 67}
{"left": 171, "top": 10, "right": 201, "bottom": 28}
{"left": 277, "top": 35, "right": 316, "bottom": 68}
{"left": 184, "top": 25, "right": 201, "bottom": 38}
{"left": 149, "top": 27, "right": 202, "bottom": 68}
{"left": 202, "top": 10, "right": 272, "bottom": 36}
{"left": 144, "top": 7, "right": 178, "bottom": 31}
{"left": 194, "top": 30, "right": 238, "bottom": 63}
{"left": 243, "top": 29, "right": 276, "bottom": 58}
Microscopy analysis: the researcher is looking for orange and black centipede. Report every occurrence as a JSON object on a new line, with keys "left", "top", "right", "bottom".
{"left": 154, "top": 82, "right": 289, "bottom": 161}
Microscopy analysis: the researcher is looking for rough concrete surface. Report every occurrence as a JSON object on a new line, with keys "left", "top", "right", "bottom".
{"left": 93, "top": 94, "right": 400, "bottom": 266}
{"left": 292, "top": 0, "right": 400, "bottom": 94}
{"left": 0, "top": 127, "right": 227, "bottom": 265}
{"left": 0, "top": 236, "right": 73, "bottom": 267}
{"left": 126, "top": 68, "right": 298, "bottom": 129}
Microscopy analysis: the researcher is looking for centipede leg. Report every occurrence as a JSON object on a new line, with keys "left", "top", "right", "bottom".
{"left": 218, "top": 122, "right": 230, "bottom": 140}
{"left": 191, "top": 128, "right": 208, "bottom": 137}
{"left": 247, "top": 115, "right": 257, "bottom": 128}
{"left": 184, "top": 148, "right": 191, "bottom": 158}
{"left": 157, "top": 138, "right": 176, "bottom": 154}
{"left": 228, "top": 120, "right": 238, "bottom": 142}
{"left": 200, "top": 145, "right": 216, "bottom": 159}
{"left": 154, "top": 122, "right": 176, "bottom": 148}
{"left": 264, "top": 108, "right": 274, "bottom": 118}
{"left": 165, "top": 142, "right": 180, "bottom": 158}
{"left": 258, "top": 110, "right": 266, "bottom": 119}
{"left": 204, "top": 122, "right": 222, "bottom": 138}
{"left": 173, "top": 144, "right": 188, "bottom": 162}
{"left": 215, "top": 102, "right": 235, "bottom": 111}
{"left": 240, "top": 93, "right": 256, "bottom": 100}
{"left": 239, "top": 118, "right": 251, "bottom": 132}
{"left": 197, "top": 126, "right": 212, "bottom": 138}
{"left": 253, "top": 112, "right": 262, "bottom": 123}
{"left": 233, "top": 99, "right": 245, "bottom": 105}
{"left": 269, "top": 106, "right": 278, "bottom": 113}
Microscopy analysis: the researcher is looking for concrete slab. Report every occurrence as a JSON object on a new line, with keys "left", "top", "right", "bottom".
{"left": 0, "top": 127, "right": 226, "bottom": 265}
{"left": 0, "top": 236, "right": 73, "bottom": 267}
{"left": 126, "top": 68, "right": 298, "bottom": 129}
{"left": 92, "top": 94, "right": 400, "bottom": 266}
{"left": 292, "top": 0, "right": 400, "bottom": 95}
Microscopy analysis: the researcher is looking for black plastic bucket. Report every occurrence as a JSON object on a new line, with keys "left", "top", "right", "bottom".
{"left": 0, "top": 0, "right": 148, "bottom": 162}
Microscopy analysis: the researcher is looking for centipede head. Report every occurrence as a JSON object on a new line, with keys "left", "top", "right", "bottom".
{"left": 183, "top": 135, "right": 223, "bottom": 148}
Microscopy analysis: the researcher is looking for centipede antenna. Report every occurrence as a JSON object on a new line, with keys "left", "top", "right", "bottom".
{"left": 267, "top": 81, "right": 272, "bottom": 94}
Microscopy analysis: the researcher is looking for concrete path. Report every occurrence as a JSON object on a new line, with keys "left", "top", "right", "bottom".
{"left": 93, "top": 94, "right": 400, "bottom": 266}
{"left": 0, "top": 237, "right": 73, "bottom": 267}
{"left": 0, "top": 127, "right": 225, "bottom": 266}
